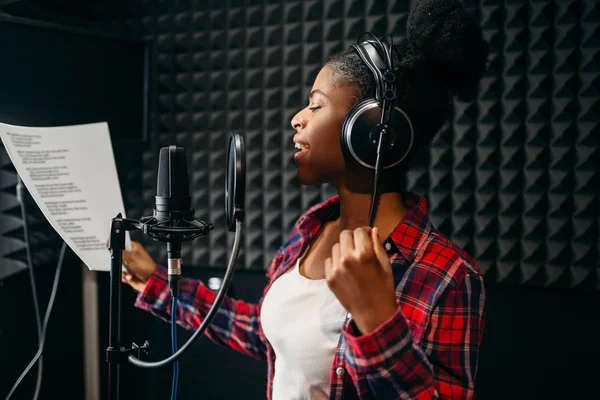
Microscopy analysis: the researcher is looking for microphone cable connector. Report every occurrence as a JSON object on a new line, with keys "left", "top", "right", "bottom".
{"left": 168, "top": 258, "right": 182, "bottom": 298}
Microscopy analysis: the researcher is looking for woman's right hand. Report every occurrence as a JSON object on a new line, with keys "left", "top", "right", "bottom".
{"left": 121, "top": 241, "right": 157, "bottom": 292}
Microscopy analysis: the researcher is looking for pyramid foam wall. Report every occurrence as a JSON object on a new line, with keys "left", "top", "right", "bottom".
{"left": 0, "top": 0, "right": 598, "bottom": 289}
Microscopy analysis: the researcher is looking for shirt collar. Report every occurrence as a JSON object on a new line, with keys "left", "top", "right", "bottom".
{"left": 296, "top": 191, "right": 432, "bottom": 265}
{"left": 296, "top": 194, "right": 340, "bottom": 237}
{"left": 385, "top": 191, "right": 432, "bottom": 264}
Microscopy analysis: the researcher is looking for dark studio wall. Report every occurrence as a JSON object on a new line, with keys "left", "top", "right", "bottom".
{"left": 0, "top": 0, "right": 598, "bottom": 399}
{"left": 4, "top": 0, "right": 594, "bottom": 287}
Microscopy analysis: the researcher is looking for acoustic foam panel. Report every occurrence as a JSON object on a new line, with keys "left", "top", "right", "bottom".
{"left": 0, "top": 0, "right": 598, "bottom": 290}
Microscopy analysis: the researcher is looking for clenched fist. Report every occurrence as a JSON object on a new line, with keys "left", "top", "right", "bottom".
{"left": 325, "top": 227, "right": 397, "bottom": 335}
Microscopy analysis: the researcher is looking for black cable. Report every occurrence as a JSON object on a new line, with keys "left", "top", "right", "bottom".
{"left": 15, "top": 177, "right": 43, "bottom": 400}
{"left": 365, "top": 32, "right": 395, "bottom": 227}
{"left": 368, "top": 129, "right": 388, "bottom": 227}
{"left": 5, "top": 241, "right": 67, "bottom": 400}
{"left": 128, "top": 220, "right": 243, "bottom": 368}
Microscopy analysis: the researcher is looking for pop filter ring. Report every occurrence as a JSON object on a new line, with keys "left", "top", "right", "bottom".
{"left": 225, "top": 131, "right": 246, "bottom": 232}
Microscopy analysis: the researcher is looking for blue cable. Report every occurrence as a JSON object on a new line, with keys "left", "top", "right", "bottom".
{"left": 171, "top": 296, "right": 179, "bottom": 400}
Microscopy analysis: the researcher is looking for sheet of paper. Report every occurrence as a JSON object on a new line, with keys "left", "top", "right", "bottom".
{"left": 0, "top": 121, "right": 130, "bottom": 271}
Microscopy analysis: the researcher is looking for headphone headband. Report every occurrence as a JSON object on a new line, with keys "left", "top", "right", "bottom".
{"left": 351, "top": 36, "right": 395, "bottom": 105}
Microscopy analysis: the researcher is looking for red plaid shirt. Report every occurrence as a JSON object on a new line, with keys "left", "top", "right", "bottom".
{"left": 135, "top": 192, "right": 485, "bottom": 399}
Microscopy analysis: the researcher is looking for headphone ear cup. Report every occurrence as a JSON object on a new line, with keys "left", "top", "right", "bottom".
{"left": 341, "top": 99, "right": 414, "bottom": 170}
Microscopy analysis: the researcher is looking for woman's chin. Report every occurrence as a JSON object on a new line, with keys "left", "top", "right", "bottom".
{"left": 296, "top": 174, "right": 317, "bottom": 186}
{"left": 296, "top": 169, "right": 321, "bottom": 186}
{"left": 294, "top": 158, "right": 343, "bottom": 186}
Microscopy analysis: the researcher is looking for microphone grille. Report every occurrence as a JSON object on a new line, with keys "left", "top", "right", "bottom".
{"left": 157, "top": 146, "right": 190, "bottom": 197}
{"left": 157, "top": 147, "right": 170, "bottom": 197}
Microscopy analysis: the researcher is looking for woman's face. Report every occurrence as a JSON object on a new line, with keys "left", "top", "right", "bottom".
{"left": 290, "top": 66, "right": 356, "bottom": 186}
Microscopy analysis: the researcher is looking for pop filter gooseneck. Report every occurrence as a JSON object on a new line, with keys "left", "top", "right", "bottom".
{"left": 128, "top": 131, "right": 246, "bottom": 369}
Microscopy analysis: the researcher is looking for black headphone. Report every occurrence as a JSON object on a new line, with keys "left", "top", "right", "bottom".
{"left": 341, "top": 33, "right": 414, "bottom": 170}
{"left": 340, "top": 33, "right": 415, "bottom": 226}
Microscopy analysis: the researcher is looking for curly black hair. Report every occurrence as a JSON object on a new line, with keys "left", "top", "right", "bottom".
{"left": 327, "top": 0, "right": 489, "bottom": 157}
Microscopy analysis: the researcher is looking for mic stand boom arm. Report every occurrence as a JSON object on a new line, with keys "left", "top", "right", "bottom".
{"left": 106, "top": 213, "right": 150, "bottom": 400}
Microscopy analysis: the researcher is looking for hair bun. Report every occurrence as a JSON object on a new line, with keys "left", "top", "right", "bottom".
{"left": 406, "top": 0, "right": 489, "bottom": 101}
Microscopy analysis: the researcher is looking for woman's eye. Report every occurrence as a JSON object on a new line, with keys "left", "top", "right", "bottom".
{"left": 308, "top": 106, "right": 321, "bottom": 112}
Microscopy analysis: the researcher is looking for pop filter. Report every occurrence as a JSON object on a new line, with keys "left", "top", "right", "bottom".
{"left": 225, "top": 131, "right": 245, "bottom": 232}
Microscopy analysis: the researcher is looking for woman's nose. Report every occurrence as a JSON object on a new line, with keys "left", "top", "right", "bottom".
{"left": 290, "top": 112, "right": 306, "bottom": 130}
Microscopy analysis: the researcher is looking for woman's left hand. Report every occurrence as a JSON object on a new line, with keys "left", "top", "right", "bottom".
{"left": 325, "top": 227, "right": 398, "bottom": 335}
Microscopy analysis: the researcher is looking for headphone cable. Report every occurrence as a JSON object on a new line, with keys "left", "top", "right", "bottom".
{"left": 368, "top": 128, "right": 387, "bottom": 227}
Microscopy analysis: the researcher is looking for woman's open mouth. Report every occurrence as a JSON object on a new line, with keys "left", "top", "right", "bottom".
{"left": 293, "top": 142, "right": 310, "bottom": 161}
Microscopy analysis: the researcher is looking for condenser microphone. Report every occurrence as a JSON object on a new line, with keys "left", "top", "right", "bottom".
{"left": 155, "top": 145, "right": 193, "bottom": 223}
{"left": 137, "top": 145, "right": 213, "bottom": 294}
{"left": 155, "top": 145, "right": 190, "bottom": 280}
{"left": 156, "top": 146, "right": 191, "bottom": 296}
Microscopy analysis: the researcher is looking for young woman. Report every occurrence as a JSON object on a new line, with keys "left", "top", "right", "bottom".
{"left": 122, "top": 0, "right": 488, "bottom": 398}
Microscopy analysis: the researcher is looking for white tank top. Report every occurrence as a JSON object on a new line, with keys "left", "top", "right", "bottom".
{"left": 261, "top": 254, "right": 348, "bottom": 400}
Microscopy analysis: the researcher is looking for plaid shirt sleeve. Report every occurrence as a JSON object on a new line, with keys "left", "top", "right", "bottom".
{"left": 134, "top": 248, "right": 284, "bottom": 360}
{"left": 342, "top": 270, "right": 485, "bottom": 399}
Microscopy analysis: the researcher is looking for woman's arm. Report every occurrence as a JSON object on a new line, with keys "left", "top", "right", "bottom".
{"left": 134, "top": 264, "right": 269, "bottom": 360}
{"left": 130, "top": 242, "right": 285, "bottom": 361}
{"left": 342, "top": 271, "right": 485, "bottom": 399}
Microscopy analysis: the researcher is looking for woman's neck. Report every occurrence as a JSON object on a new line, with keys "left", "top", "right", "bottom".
{"left": 333, "top": 186, "right": 408, "bottom": 239}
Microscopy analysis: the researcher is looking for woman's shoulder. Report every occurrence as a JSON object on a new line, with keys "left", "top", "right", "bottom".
{"left": 414, "top": 228, "right": 482, "bottom": 288}
{"left": 429, "top": 227, "right": 478, "bottom": 269}
{"left": 394, "top": 226, "right": 483, "bottom": 312}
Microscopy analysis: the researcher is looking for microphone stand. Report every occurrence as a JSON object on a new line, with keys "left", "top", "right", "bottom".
{"left": 106, "top": 212, "right": 212, "bottom": 400}
{"left": 106, "top": 213, "right": 150, "bottom": 400}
